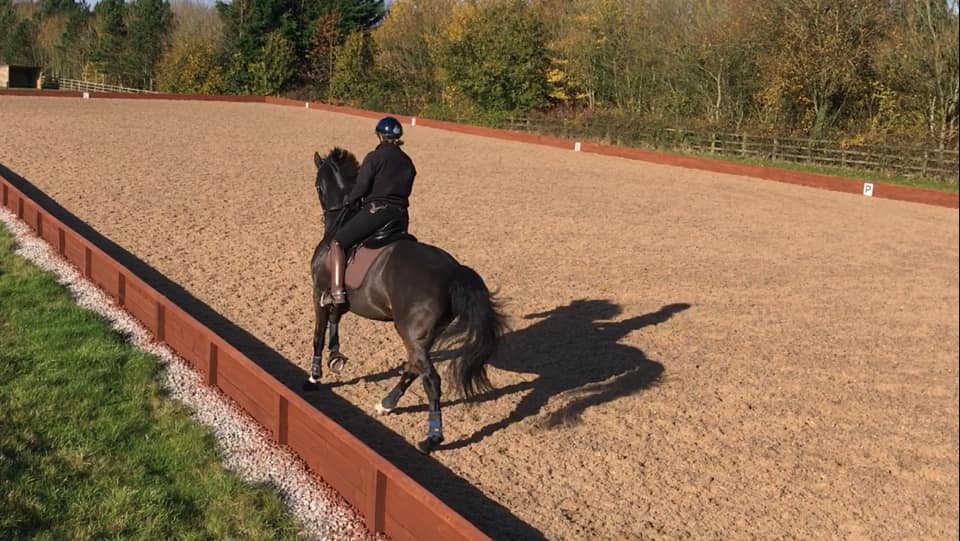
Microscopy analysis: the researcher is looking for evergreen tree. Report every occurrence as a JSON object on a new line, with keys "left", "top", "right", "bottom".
{"left": 0, "top": 0, "right": 36, "bottom": 65}
{"left": 58, "top": 1, "right": 94, "bottom": 78}
{"left": 126, "top": 0, "right": 173, "bottom": 89}
{"left": 250, "top": 29, "right": 297, "bottom": 95}
{"left": 90, "top": 0, "right": 128, "bottom": 83}
{"left": 0, "top": 0, "right": 17, "bottom": 63}
{"left": 216, "top": 0, "right": 295, "bottom": 65}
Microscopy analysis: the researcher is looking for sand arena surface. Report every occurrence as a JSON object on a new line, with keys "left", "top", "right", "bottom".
{"left": 2, "top": 96, "right": 958, "bottom": 540}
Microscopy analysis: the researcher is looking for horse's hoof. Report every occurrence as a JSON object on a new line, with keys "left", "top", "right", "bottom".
{"left": 374, "top": 402, "right": 393, "bottom": 415}
{"left": 302, "top": 375, "right": 321, "bottom": 391}
{"left": 416, "top": 435, "right": 444, "bottom": 454}
{"left": 328, "top": 353, "right": 348, "bottom": 374}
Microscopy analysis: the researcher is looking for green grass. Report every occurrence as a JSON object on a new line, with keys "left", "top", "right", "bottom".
{"left": 0, "top": 227, "right": 301, "bottom": 541}
{"left": 667, "top": 147, "right": 959, "bottom": 194}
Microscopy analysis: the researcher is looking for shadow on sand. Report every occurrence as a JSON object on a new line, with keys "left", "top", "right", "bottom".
{"left": 2, "top": 164, "right": 690, "bottom": 539}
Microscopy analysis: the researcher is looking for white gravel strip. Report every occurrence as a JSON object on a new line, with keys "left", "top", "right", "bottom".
{"left": 0, "top": 206, "right": 383, "bottom": 541}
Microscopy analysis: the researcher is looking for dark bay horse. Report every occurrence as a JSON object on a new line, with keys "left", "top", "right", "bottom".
{"left": 308, "top": 147, "right": 507, "bottom": 453}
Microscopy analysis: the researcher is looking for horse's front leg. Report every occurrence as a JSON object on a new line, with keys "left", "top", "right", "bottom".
{"left": 308, "top": 289, "right": 330, "bottom": 385}
{"left": 326, "top": 305, "right": 349, "bottom": 373}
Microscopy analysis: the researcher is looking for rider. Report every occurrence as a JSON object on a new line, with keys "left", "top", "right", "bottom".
{"left": 328, "top": 116, "right": 417, "bottom": 304}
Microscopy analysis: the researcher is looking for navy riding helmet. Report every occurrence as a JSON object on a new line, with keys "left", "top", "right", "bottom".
{"left": 375, "top": 116, "right": 403, "bottom": 140}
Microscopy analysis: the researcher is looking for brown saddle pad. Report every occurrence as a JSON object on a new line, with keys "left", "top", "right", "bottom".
{"left": 345, "top": 245, "right": 387, "bottom": 290}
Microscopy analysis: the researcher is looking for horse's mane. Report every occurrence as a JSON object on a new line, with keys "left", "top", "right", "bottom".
{"left": 326, "top": 147, "right": 359, "bottom": 186}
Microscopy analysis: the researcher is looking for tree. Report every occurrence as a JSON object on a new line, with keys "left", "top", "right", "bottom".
{"left": 748, "top": 0, "right": 890, "bottom": 137}
{"left": 0, "top": 0, "right": 13, "bottom": 34}
{"left": 540, "top": 0, "right": 670, "bottom": 114}
{"left": 328, "top": 29, "right": 375, "bottom": 105}
{"left": 40, "top": 0, "right": 79, "bottom": 15}
{"left": 372, "top": 0, "right": 455, "bottom": 113}
{"left": 1, "top": 0, "right": 21, "bottom": 63}
{"left": 156, "top": 36, "right": 227, "bottom": 94}
{"left": 876, "top": 0, "right": 959, "bottom": 147}
{"left": 169, "top": 0, "right": 223, "bottom": 46}
{"left": 216, "top": 0, "right": 295, "bottom": 66}
{"left": 216, "top": 0, "right": 297, "bottom": 92}
{"left": 334, "top": 0, "right": 384, "bottom": 31}
{"left": 294, "top": 0, "right": 383, "bottom": 37}
{"left": 8, "top": 1, "right": 94, "bottom": 80}
{"left": 249, "top": 29, "right": 297, "bottom": 95}
{"left": 1, "top": 16, "right": 37, "bottom": 66}
{"left": 304, "top": 10, "right": 343, "bottom": 98}
{"left": 58, "top": 3, "right": 94, "bottom": 78}
{"left": 126, "top": 0, "right": 173, "bottom": 89}
{"left": 535, "top": 0, "right": 590, "bottom": 107}
{"left": 439, "top": 0, "right": 550, "bottom": 115}
{"left": 679, "top": 0, "right": 757, "bottom": 128}
{"left": 90, "top": 0, "right": 128, "bottom": 84}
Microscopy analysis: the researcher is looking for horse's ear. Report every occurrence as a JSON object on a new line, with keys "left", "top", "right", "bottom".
{"left": 313, "top": 152, "right": 324, "bottom": 169}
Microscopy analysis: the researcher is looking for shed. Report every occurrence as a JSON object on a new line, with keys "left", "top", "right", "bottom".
{"left": 0, "top": 65, "right": 43, "bottom": 89}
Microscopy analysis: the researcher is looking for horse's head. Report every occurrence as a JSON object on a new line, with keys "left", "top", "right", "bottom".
{"left": 313, "top": 147, "right": 360, "bottom": 211}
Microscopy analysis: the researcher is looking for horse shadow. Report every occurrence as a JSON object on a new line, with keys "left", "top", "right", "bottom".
{"left": 4, "top": 164, "right": 689, "bottom": 540}
{"left": 386, "top": 299, "right": 691, "bottom": 448}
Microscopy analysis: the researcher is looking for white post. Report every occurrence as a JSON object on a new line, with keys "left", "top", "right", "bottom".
{"left": 411, "top": 117, "right": 417, "bottom": 126}
{"left": 82, "top": 91, "right": 89, "bottom": 99}
{"left": 863, "top": 183, "right": 874, "bottom": 197}
{"left": 305, "top": 102, "right": 310, "bottom": 109}
{"left": 574, "top": 142, "right": 581, "bottom": 152}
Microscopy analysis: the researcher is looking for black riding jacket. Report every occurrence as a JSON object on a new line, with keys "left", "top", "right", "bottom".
{"left": 347, "top": 142, "right": 417, "bottom": 208}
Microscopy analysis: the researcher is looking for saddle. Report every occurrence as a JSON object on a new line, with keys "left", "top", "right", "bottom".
{"left": 343, "top": 219, "right": 416, "bottom": 289}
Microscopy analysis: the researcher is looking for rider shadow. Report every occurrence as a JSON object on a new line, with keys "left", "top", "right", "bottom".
{"left": 395, "top": 300, "right": 691, "bottom": 449}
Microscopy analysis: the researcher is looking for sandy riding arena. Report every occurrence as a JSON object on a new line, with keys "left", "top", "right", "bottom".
{"left": 2, "top": 96, "right": 958, "bottom": 540}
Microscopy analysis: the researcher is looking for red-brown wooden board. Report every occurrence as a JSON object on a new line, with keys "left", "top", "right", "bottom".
{"left": 214, "top": 351, "right": 279, "bottom": 432}
{"left": 19, "top": 198, "right": 40, "bottom": 234}
{"left": 60, "top": 227, "right": 86, "bottom": 270}
{"left": 122, "top": 274, "right": 160, "bottom": 335}
{"left": 87, "top": 249, "right": 122, "bottom": 299}
{"left": 39, "top": 212, "right": 59, "bottom": 249}
{"left": 286, "top": 398, "right": 368, "bottom": 509}
{"left": 162, "top": 303, "right": 209, "bottom": 369}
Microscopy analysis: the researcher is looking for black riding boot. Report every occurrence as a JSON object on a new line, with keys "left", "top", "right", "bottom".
{"left": 327, "top": 241, "right": 347, "bottom": 304}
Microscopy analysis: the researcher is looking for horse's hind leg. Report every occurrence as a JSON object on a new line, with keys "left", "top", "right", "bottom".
{"left": 376, "top": 369, "right": 417, "bottom": 414}
{"left": 374, "top": 316, "right": 428, "bottom": 414}
{"left": 396, "top": 326, "right": 444, "bottom": 453}
{"left": 417, "top": 362, "right": 444, "bottom": 454}
{"left": 378, "top": 312, "right": 445, "bottom": 453}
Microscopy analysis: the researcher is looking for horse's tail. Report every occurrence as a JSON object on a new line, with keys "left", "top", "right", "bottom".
{"left": 445, "top": 265, "right": 507, "bottom": 399}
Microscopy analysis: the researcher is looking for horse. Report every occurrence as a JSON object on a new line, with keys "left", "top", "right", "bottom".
{"left": 308, "top": 147, "right": 507, "bottom": 453}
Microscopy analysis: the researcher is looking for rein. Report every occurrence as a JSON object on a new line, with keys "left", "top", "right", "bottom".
{"left": 322, "top": 200, "right": 361, "bottom": 241}
{"left": 324, "top": 206, "right": 351, "bottom": 232}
